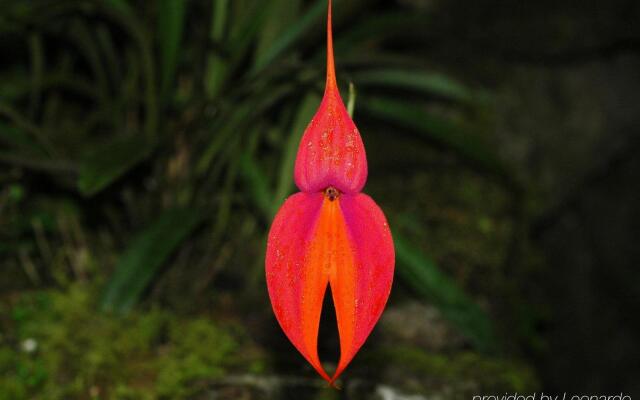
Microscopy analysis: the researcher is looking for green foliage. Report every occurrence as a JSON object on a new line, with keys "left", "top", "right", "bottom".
{"left": 353, "top": 69, "right": 477, "bottom": 103}
{"left": 359, "top": 96, "right": 509, "bottom": 179}
{"left": 274, "top": 93, "right": 321, "bottom": 207}
{"left": 158, "top": 0, "right": 186, "bottom": 103}
{"left": 78, "top": 134, "right": 152, "bottom": 196}
{"left": 0, "top": 285, "right": 259, "bottom": 399}
{"left": 395, "top": 234, "right": 497, "bottom": 353}
{"left": 101, "top": 208, "right": 204, "bottom": 314}
{"left": 252, "top": 0, "right": 326, "bottom": 72}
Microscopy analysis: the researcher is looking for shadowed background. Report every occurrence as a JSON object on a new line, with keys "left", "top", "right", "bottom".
{"left": 1, "top": 0, "right": 639, "bottom": 398}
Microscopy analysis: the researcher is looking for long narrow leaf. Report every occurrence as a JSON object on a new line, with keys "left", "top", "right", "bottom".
{"left": 196, "top": 103, "right": 252, "bottom": 174}
{"left": 227, "top": 1, "right": 271, "bottom": 70}
{"left": 101, "top": 208, "right": 203, "bottom": 314}
{"left": 360, "top": 96, "right": 508, "bottom": 177}
{"left": 104, "top": 0, "right": 134, "bottom": 16}
{"left": 28, "top": 33, "right": 44, "bottom": 118}
{"left": 240, "top": 153, "right": 274, "bottom": 220}
{"left": 273, "top": 92, "right": 321, "bottom": 206}
{"left": 0, "top": 121, "right": 46, "bottom": 155}
{"left": 158, "top": 0, "right": 186, "bottom": 102}
{"left": 205, "top": 0, "right": 229, "bottom": 97}
{"left": 254, "top": 0, "right": 302, "bottom": 64}
{"left": 252, "top": 0, "right": 326, "bottom": 72}
{"left": 347, "top": 82, "right": 356, "bottom": 117}
{"left": 77, "top": 134, "right": 153, "bottom": 196}
{"left": 335, "top": 12, "right": 427, "bottom": 52}
{"left": 394, "top": 233, "right": 497, "bottom": 353}
{"left": 67, "top": 20, "right": 110, "bottom": 103}
{"left": 354, "top": 69, "right": 476, "bottom": 103}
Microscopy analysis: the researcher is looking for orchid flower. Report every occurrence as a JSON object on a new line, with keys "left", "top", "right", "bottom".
{"left": 265, "top": 0, "right": 395, "bottom": 384}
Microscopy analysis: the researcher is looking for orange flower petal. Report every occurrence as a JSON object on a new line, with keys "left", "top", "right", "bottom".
{"left": 266, "top": 192, "right": 394, "bottom": 382}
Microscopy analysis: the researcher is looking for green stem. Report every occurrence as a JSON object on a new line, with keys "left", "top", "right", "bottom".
{"left": 347, "top": 81, "right": 357, "bottom": 118}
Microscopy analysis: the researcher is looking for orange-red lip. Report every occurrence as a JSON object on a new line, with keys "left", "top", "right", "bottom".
{"left": 266, "top": 191, "right": 394, "bottom": 382}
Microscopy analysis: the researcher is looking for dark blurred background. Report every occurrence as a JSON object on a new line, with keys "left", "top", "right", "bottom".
{"left": 1, "top": 0, "right": 639, "bottom": 399}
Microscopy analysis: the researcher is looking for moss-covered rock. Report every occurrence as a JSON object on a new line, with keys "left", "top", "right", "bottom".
{"left": 0, "top": 284, "right": 265, "bottom": 399}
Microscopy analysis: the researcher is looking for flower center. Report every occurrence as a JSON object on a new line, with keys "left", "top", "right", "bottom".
{"left": 324, "top": 186, "right": 340, "bottom": 201}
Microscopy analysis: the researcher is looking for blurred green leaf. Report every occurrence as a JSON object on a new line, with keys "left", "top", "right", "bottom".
{"left": 77, "top": 134, "right": 153, "bottom": 196}
{"left": 158, "top": 0, "right": 186, "bottom": 102}
{"left": 273, "top": 92, "right": 320, "bottom": 206}
{"left": 335, "top": 12, "right": 427, "bottom": 51}
{"left": 205, "top": 0, "right": 229, "bottom": 97}
{"left": 347, "top": 82, "right": 356, "bottom": 117}
{"left": 96, "top": 23, "right": 122, "bottom": 87}
{"left": 360, "top": 96, "right": 508, "bottom": 177}
{"left": 252, "top": 0, "right": 326, "bottom": 72}
{"left": 354, "top": 69, "right": 475, "bottom": 103}
{"left": 240, "top": 153, "right": 274, "bottom": 220}
{"left": 0, "top": 101, "right": 56, "bottom": 156}
{"left": 211, "top": 0, "right": 229, "bottom": 43}
{"left": 67, "top": 19, "right": 109, "bottom": 103}
{"left": 0, "top": 121, "right": 45, "bottom": 155}
{"left": 211, "top": 141, "right": 242, "bottom": 239}
{"left": 239, "top": 125, "right": 273, "bottom": 219}
{"left": 100, "top": 1, "right": 158, "bottom": 140}
{"left": 7, "top": 184, "right": 25, "bottom": 202}
{"left": 105, "top": 0, "right": 134, "bottom": 15}
{"left": 394, "top": 233, "right": 497, "bottom": 353}
{"left": 254, "top": 0, "right": 302, "bottom": 64}
{"left": 196, "top": 104, "right": 252, "bottom": 174}
{"left": 101, "top": 208, "right": 203, "bottom": 314}
{"left": 0, "top": 67, "right": 30, "bottom": 101}
{"left": 28, "top": 33, "right": 44, "bottom": 117}
{"left": 228, "top": 1, "right": 271, "bottom": 62}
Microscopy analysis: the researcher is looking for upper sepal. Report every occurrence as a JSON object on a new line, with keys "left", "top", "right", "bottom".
{"left": 293, "top": 0, "right": 367, "bottom": 194}
{"left": 294, "top": 89, "right": 368, "bottom": 194}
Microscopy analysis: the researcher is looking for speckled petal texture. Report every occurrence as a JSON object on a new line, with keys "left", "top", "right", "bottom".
{"left": 332, "top": 193, "right": 394, "bottom": 381}
{"left": 265, "top": 192, "right": 330, "bottom": 381}
{"left": 266, "top": 192, "right": 394, "bottom": 382}
{"left": 294, "top": 88, "right": 368, "bottom": 194}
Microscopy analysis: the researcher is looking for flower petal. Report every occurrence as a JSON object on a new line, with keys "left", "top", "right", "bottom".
{"left": 266, "top": 191, "right": 394, "bottom": 383}
{"left": 265, "top": 192, "right": 330, "bottom": 381}
{"left": 331, "top": 193, "right": 394, "bottom": 382}
{"left": 293, "top": 91, "right": 368, "bottom": 194}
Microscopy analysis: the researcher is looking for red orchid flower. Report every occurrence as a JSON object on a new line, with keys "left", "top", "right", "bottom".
{"left": 265, "top": 0, "right": 395, "bottom": 384}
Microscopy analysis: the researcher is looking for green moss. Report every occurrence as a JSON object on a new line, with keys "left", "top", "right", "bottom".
{"left": 0, "top": 284, "right": 261, "bottom": 399}
{"left": 155, "top": 318, "right": 238, "bottom": 397}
